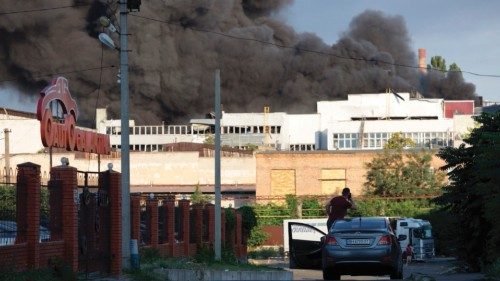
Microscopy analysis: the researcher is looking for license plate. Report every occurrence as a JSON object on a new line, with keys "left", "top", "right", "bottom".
{"left": 346, "top": 239, "right": 371, "bottom": 245}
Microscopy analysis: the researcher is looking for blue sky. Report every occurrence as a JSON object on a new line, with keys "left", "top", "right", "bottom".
{"left": 278, "top": 0, "right": 500, "bottom": 101}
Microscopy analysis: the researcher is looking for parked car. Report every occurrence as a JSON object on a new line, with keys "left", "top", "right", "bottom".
{"left": 0, "top": 220, "right": 51, "bottom": 245}
{"left": 288, "top": 217, "right": 403, "bottom": 280}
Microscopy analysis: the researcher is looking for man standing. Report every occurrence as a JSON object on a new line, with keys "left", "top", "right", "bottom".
{"left": 326, "top": 187, "right": 356, "bottom": 231}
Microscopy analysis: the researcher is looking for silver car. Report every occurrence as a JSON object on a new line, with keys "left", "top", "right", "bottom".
{"left": 288, "top": 217, "right": 403, "bottom": 280}
{"left": 322, "top": 217, "right": 403, "bottom": 280}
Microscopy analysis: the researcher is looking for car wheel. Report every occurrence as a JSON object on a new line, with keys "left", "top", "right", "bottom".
{"left": 323, "top": 268, "right": 340, "bottom": 280}
{"left": 390, "top": 262, "right": 403, "bottom": 279}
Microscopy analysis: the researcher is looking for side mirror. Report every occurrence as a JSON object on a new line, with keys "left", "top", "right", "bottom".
{"left": 320, "top": 235, "right": 326, "bottom": 244}
{"left": 398, "top": 235, "right": 407, "bottom": 241}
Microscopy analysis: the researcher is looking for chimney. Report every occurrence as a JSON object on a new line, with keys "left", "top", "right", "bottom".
{"left": 418, "top": 48, "right": 427, "bottom": 74}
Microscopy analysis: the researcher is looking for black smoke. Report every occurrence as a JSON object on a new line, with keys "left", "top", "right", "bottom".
{"left": 0, "top": 0, "right": 476, "bottom": 126}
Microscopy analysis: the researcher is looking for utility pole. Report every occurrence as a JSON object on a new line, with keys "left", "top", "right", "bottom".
{"left": 3, "top": 128, "right": 11, "bottom": 184}
{"left": 120, "top": 0, "right": 131, "bottom": 268}
{"left": 214, "top": 69, "right": 221, "bottom": 260}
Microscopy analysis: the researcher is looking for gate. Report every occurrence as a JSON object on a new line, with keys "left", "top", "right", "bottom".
{"left": 78, "top": 171, "right": 111, "bottom": 275}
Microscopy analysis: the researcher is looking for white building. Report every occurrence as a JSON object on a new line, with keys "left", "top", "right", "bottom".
{"left": 98, "top": 92, "right": 475, "bottom": 152}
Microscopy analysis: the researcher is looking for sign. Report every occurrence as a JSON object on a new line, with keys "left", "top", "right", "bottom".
{"left": 36, "top": 77, "right": 110, "bottom": 155}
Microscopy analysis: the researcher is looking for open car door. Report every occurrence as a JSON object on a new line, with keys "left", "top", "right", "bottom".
{"left": 288, "top": 222, "right": 326, "bottom": 269}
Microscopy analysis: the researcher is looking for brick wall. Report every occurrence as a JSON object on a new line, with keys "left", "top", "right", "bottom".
{"left": 256, "top": 151, "right": 446, "bottom": 198}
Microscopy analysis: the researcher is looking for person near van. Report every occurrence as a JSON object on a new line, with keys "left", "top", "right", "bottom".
{"left": 325, "top": 187, "right": 356, "bottom": 231}
{"left": 405, "top": 244, "right": 414, "bottom": 265}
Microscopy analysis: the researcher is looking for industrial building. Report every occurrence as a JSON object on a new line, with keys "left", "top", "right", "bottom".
{"left": 98, "top": 91, "right": 475, "bottom": 152}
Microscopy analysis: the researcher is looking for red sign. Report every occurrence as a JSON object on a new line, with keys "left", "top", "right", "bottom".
{"left": 37, "top": 77, "right": 110, "bottom": 155}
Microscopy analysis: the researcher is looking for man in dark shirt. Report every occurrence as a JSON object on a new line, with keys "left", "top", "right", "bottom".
{"left": 326, "top": 187, "right": 356, "bottom": 231}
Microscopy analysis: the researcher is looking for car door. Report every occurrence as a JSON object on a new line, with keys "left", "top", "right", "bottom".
{"left": 288, "top": 222, "right": 326, "bottom": 269}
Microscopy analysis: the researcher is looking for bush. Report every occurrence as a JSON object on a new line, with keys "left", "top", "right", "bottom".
{"left": 486, "top": 258, "right": 500, "bottom": 279}
{"left": 247, "top": 225, "right": 269, "bottom": 248}
{"left": 238, "top": 206, "right": 257, "bottom": 234}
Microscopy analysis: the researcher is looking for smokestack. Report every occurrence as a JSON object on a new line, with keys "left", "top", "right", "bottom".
{"left": 418, "top": 48, "right": 427, "bottom": 74}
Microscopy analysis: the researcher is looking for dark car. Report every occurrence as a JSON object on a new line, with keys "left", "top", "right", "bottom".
{"left": 288, "top": 217, "right": 403, "bottom": 280}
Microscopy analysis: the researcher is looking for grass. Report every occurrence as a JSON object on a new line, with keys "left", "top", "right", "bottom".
{"left": 124, "top": 247, "right": 281, "bottom": 281}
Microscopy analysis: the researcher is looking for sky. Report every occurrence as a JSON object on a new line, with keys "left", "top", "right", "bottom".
{"left": 1, "top": 0, "right": 499, "bottom": 114}
{"left": 278, "top": 0, "right": 500, "bottom": 102}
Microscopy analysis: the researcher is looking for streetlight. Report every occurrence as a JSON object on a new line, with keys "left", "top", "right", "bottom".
{"left": 97, "top": 0, "right": 139, "bottom": 268}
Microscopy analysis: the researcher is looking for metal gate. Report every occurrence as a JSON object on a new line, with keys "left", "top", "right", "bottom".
{"left": 78, "top": 171, "right": 111, "bottom": 275}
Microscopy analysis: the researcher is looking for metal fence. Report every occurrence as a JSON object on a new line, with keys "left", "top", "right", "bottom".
{"left": 0, "top": 183, "right": 16, "bottom": 246}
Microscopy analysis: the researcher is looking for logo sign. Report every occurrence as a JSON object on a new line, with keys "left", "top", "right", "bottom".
{"left": 36, "top": 77, "right": 110, "bottom": 155}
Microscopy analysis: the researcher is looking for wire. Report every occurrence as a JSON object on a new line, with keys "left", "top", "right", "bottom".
{"left": 130, "top": 14, "right": 500, "bottom": 79}
{"left": 0, "top": 3, "right": 91, "bottom": 16}
{"left": 0, "top": 65, "right": 116, "bottom": 84}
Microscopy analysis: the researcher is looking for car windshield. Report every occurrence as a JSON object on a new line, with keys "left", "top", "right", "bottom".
{"left": 414, "top": 226, "right": 433, "bottom": 239}
{"left": 333, "top": 218, "right": 386, "bottom": 231}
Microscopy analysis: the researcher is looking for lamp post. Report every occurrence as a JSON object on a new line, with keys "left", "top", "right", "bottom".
{"left": 98, "top": 0, "right": 140, "bottom": 268}
{"left": 119, "top": 1, "right": 131, "bottom": 268}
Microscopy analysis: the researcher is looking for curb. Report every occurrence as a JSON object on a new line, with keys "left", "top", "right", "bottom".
{"left": 153, "top": 268, "right": 293, "bottom": 280}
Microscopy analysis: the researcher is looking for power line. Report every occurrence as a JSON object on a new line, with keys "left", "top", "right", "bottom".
{"left": 0, "top": 65, "right": 116, "bottom": 84}
{"left": 0, "top": 3, "right": 91, "bottom": 16}
{"left": 130, "top": 14, "right": 500, "bottom": 79}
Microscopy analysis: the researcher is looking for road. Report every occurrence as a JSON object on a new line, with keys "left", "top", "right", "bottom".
{"left": 251, "top": 257, "right": 484, "bottom": 281}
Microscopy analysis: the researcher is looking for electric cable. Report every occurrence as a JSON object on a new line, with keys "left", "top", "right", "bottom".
{"left": 130, "top": 14, "right": 500, "bottom": 78}
{"left": 0, "top": 3, "right": 91, "bottom": 16}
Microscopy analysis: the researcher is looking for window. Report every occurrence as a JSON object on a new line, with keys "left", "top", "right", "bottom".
{"left": 321, "top": 169, "right": 346, "bottom": 195}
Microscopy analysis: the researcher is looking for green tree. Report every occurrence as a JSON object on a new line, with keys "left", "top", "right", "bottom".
{"left": 364, "top": 133, "right": 445, "bottom": 196}
{"left": 436, "top": 112, "right": 500, "bottom": 270}
{"left": 428, "top": 56, "right": 446, "bottom": 72}
{"left": 190, "top": 184, "right": 212, "bottom": 205}
{"left": 449, "top": 62, "right": 461, "bottom": 72}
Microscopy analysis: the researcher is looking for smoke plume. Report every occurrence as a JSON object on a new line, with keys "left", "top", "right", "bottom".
{"left": 0, "top": 0, "right": 476, "bottom": 126}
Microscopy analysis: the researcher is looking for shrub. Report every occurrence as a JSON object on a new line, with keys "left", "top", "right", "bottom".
{"left": 247, "top": 225, "right": 269, "bottom": 248}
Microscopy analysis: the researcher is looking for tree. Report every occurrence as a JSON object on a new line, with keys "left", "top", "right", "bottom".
{"left": 190, "top": 184, "right": 212, "bottom": 205}
{"left": 428, "top": 56, "right": 446, "bottom": 72}
{"left": 449, "top": 62, "right": 461, "bottom": 72}
{"left": 364, "top": 133, "right": 445, "bottom": 196}
{"left": 436, "top": 112, "right": 500, "bottom": 270}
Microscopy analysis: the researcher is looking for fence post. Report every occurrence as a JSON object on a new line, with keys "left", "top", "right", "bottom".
{"left": 104, "top": 169, "right": 122, "bottom": 276}
{"left": 50, "top": 163, "right": 78, "bottom": 272}
{"left": 147, "top": 197, "right": 159, "bottom": 248}
{"left": 130, "top": 194, "right": 141, "bottom": 242}
{"left": 164, "top": 197, "right": 175, "bottom": 256}
{"left": 205, "top": 204, "right": 215, "bottom": 247}
{"left": 235, "top": 213, "right": 242, "bottom": 259}
{"left": 192, "top": 204, "right": 203, "bottom": 245}
{"left": 179, "top": 199, "right": 190, "bottom": 255}
{"left": 17, "top": 162, "right": 41, "bottom": 269}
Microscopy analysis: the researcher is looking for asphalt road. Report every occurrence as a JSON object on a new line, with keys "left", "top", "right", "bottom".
{"left": 251, "top": 257, "right": 484, "bottom": 281}
{"left": 289, "top": 258, "right": 484, "bottom": 281}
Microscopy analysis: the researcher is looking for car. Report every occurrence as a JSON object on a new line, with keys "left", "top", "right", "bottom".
{"left": 0, "top": 220, "right": 51, "bottom": 245}
{"left": 288, "top": 217, "right": 403, "bottom": 280}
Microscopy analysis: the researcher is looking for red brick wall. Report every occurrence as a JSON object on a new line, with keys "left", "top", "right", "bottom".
{"left": 0, "top": 244, "right": 28, "bottom": 271}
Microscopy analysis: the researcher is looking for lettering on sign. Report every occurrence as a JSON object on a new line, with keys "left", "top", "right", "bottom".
{"left": 36, "top": 77, "right": 110, "bottom": 155}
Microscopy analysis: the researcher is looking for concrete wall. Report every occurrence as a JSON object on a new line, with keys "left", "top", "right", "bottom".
{"left": 0, "top": 151, "right": 255, "bottom": 187}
